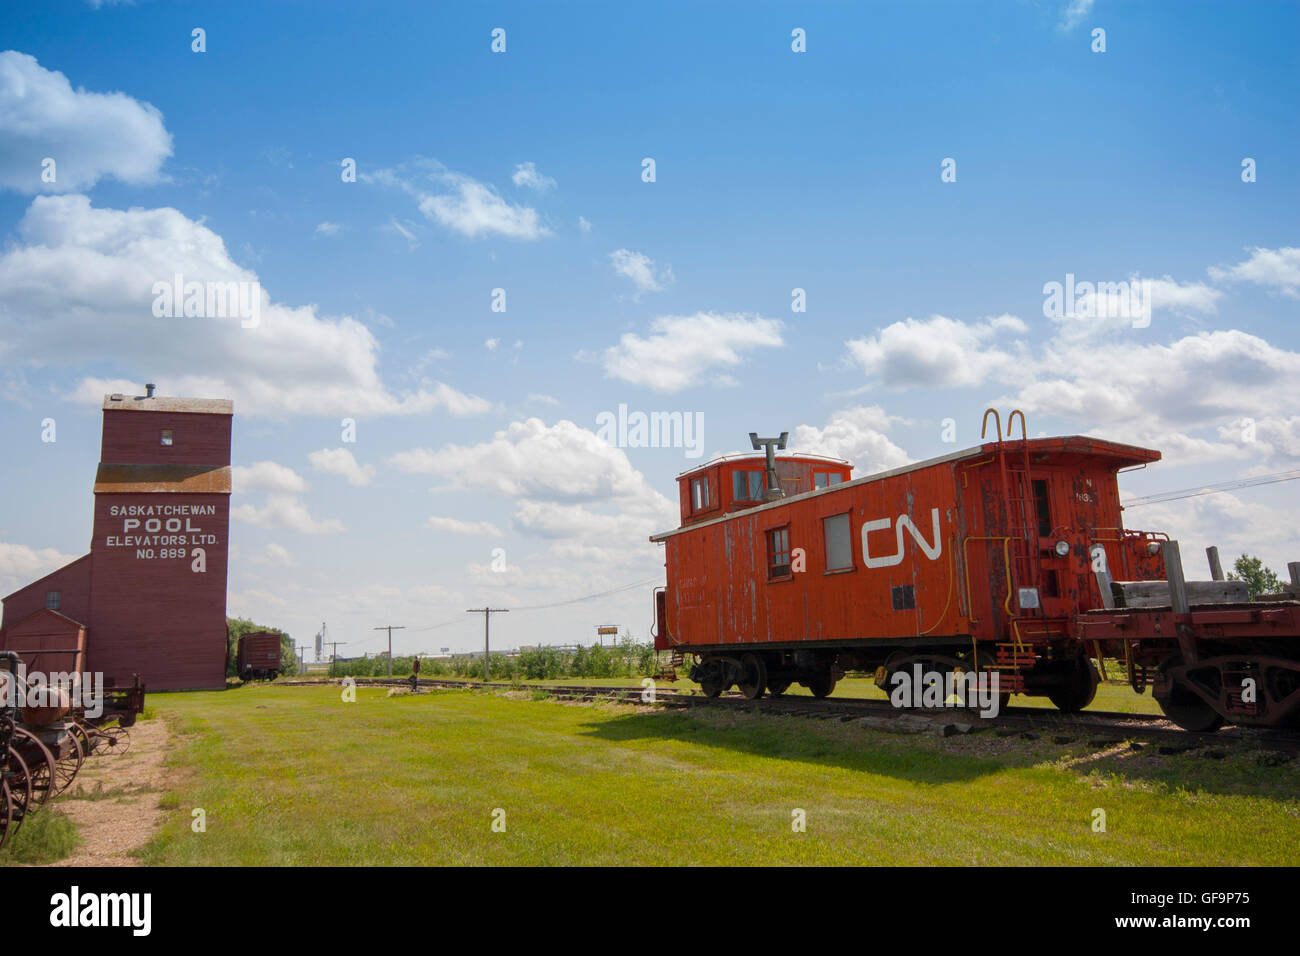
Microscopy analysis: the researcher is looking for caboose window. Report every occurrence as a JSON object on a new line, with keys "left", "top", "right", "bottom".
{"left": 823, "top": 513, "right": 852, "bottom": 570}
{"left": 733, "top": 470, "right": 764, "bottom": 501}
{"left": 814, "top": 471, "right": 843, "bottom": 489}
{"left": 691, "top": 477, "right": 710, "bottom": 511}
{"left": 160, "top": 429, "right": 174, "bottom": 446}
{"left": 1032, "top": 479, "right": 1052, "bottom": 538}
{"left": 45, "top": 590, "right": 61, "bottom": 611}
{"left": 768, "top": 526, "right": 791, "bottom": 579}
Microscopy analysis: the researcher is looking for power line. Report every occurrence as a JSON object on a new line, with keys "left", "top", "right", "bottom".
{"left": 1123, "top": 468, "right": 1300, "bottom": 508}
{"left": 510, "top": 577, "right": 659, "bottom": 611}
{"left": 404, "top": 576, "right": 660, "bottom": 631}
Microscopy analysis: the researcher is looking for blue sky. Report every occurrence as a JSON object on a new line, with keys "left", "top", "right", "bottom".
{"left": 1, "top": 0, "right": 1297, "bottom": 656}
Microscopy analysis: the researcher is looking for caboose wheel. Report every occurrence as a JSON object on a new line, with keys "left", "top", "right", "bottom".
{"left": 767, "top": 678, "right": 792, "bottom": 697}
{"left": 1047, "top": 657, "right": 1099, "bottom": 714}
{"left": 1155, "top": 657, "right": 1224, "bottom": 732}
{"left": 699, "top": 679, "right": 724, "bottom": 698}
{"left": 737, "top": 653, "right": 767, "bottom": 700}
{"left": 806, "top": 670, "right": 837, "bottom": 699}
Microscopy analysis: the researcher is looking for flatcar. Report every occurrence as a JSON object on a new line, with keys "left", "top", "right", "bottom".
{"left": 649, "top": 410, "right": 1300, "bottom": 731}
{"left": 237, "top": 630, "right": 283, "bottom": 682}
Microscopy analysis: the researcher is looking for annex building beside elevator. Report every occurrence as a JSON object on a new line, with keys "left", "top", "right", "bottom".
{"left": 0, "top": 389, "right": 232, "bottom": 692}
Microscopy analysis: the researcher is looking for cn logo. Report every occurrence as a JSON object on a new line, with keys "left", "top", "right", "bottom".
{"left": 862, "top": 508, "right": 942, "bottom": 568}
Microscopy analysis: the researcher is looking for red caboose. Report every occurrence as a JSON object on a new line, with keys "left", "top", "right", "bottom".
{"left": 650, "top": 414, "right": 1168, "bottom": 710}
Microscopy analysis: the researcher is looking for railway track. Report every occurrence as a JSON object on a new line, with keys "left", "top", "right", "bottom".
{"left": 272, "top": 676, "right": 1300, "bottom": 756}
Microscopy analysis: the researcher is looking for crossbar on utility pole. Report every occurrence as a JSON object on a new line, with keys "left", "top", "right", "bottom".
{"left": 466, "top": 608, "right": 509, "bottom": 681}
{"left": 373, "top": 625, "right": 406, "bottom": 677}
{"left": 324, "top": 641, "right": 348, "bottom": 677}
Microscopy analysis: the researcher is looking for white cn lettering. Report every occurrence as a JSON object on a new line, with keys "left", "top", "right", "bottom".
{"left": 862, "top": 508, "right": 943, "bottom": 568}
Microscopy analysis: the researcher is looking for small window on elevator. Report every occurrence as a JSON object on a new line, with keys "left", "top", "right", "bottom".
{"left": 160, "top": 429, "right": 174, "bottom": 447}
{"left": 1032, "top": 479, "right": 1052, "bottom": 538}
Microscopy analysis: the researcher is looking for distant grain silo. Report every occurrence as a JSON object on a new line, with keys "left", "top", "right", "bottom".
{"left": 0, "top": 387, "right": 233, "bottom": 691}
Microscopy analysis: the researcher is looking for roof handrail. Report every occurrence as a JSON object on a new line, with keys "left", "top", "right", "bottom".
{"left": 1007, "top": 409, "right": 1028, "bottom": 441}
{"left": 980, "top": 408, "right": 1002, "bottom": 442}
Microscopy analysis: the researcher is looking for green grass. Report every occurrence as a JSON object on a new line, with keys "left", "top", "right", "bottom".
{"left": 321, "top": 671, "right": 1165, "bottom": 715}
{"left": 139, "top": 684, "right": 1299, "bottom": 865}
{"left": 0, "top": 809, "right": 81, "bottom": 865}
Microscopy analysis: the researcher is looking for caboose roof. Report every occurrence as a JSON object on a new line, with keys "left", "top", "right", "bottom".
{"left": 675, "top": 452, "right": 850, "bottom": 479}
{"left": 650, "top": 435, "right": 1159, "bottom": 542}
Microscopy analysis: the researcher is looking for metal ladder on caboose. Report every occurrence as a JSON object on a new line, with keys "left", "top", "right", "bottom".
{"left": 984, "top": 410, "right": 1070, "bottom": 692}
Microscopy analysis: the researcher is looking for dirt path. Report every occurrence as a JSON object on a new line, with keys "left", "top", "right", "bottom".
{"left": 51, "top": 717, "right": 171, "bottom": 867}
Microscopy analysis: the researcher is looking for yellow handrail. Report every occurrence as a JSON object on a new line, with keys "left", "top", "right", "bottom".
{"left": 961, "top": 535, "right": 1013, "bottom": 626}
{"left": 917, "top": 536, "right": 957, "bottom": 636}
{"left": 1007, "top": 408, "right": 1028, "bottom": 441}
{"left": 980, "top": 408, "right": 1002, "bottom": 442}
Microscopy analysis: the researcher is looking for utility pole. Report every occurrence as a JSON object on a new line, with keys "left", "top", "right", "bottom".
{"left": 466, "top": 608, "right": 509, "bottom": 681}
{"left": 324, "top": 641, "right": 347, "bottom": 677}
{"left": 373, "top": 625, "right": 406, "bottom": 677}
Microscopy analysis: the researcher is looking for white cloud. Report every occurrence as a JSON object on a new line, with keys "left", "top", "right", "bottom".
{"left": 366, "top": 161, "right": 550, "bottom": 240}
{"left": 609, "top": 248, "right": 673, "bottom": 295}
{"left": 232, "top": 461, "right": 309, "bottom": 495}
{"left": 1128, "top": 492, "right": 1300, "bottom": 581}
{"left": 314, "top": 221, "right": 342, "bottom": 238}
{"left": 0, "top": 51, "right": 172, "bottom": 192}
{"left": 528, "top": 393, "right": 559, "bottom": 405}
{"left": 845, "top": 314, "right": 1027, "bottom": 388}
{"left": 385, "top": 217, "right": 419, "bottom": 247}
{"left": 1001, "top": 329, "right": 1300, "bottom": 467}
{"left": 231, "top": 495, "right": 344, "bottom": 535}
{"left": 426, "top": 516, "right": 504, "bottom": 537}
{"left": 0, "top": 542, "right": 80, "bottom": 595}
{"left": 577, "top": 216, "right": 592, "bottom": 233}
{"left": 511, "top": 161, "right": 556, "bottom": 191}
{"left": 308, "top": 447, "right": 374, "bottom": 486}
{"left": 0, "top": 194, "right": 492, "bottom": 418}
{"left": 1059, "top": 0, "right": 1094, "bottom": 30}
{"left": 594, "top": 312, "right": 784, "bottom": 392}
{"left": 513, "top": 500, "right": 668, "bottom": 541}
{"left": 1148, "top": 276, "right": 1223, "bottom": 314}
{"left": 1209, "top": 247, "right": 1300, "bottom": 297}
{"left": 390, "top": 418, "right": 670, "bottom": 507}
{"left": 792, "top": 406, "right": 913, "bottom": 474}
{"left": 484, "top": 338, "right": 499, "bottom": 351}
{"left": 252, "top": 543, "right": 297, "bottom": 567}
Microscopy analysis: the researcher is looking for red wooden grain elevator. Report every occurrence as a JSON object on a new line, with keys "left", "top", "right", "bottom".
{"left": 1, "top": 387, "right": 232, "bottom": 691}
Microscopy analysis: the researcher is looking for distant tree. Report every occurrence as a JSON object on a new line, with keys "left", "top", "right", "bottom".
{"left": 1228, "top": 554, "right": 1284, "bottom": 599}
